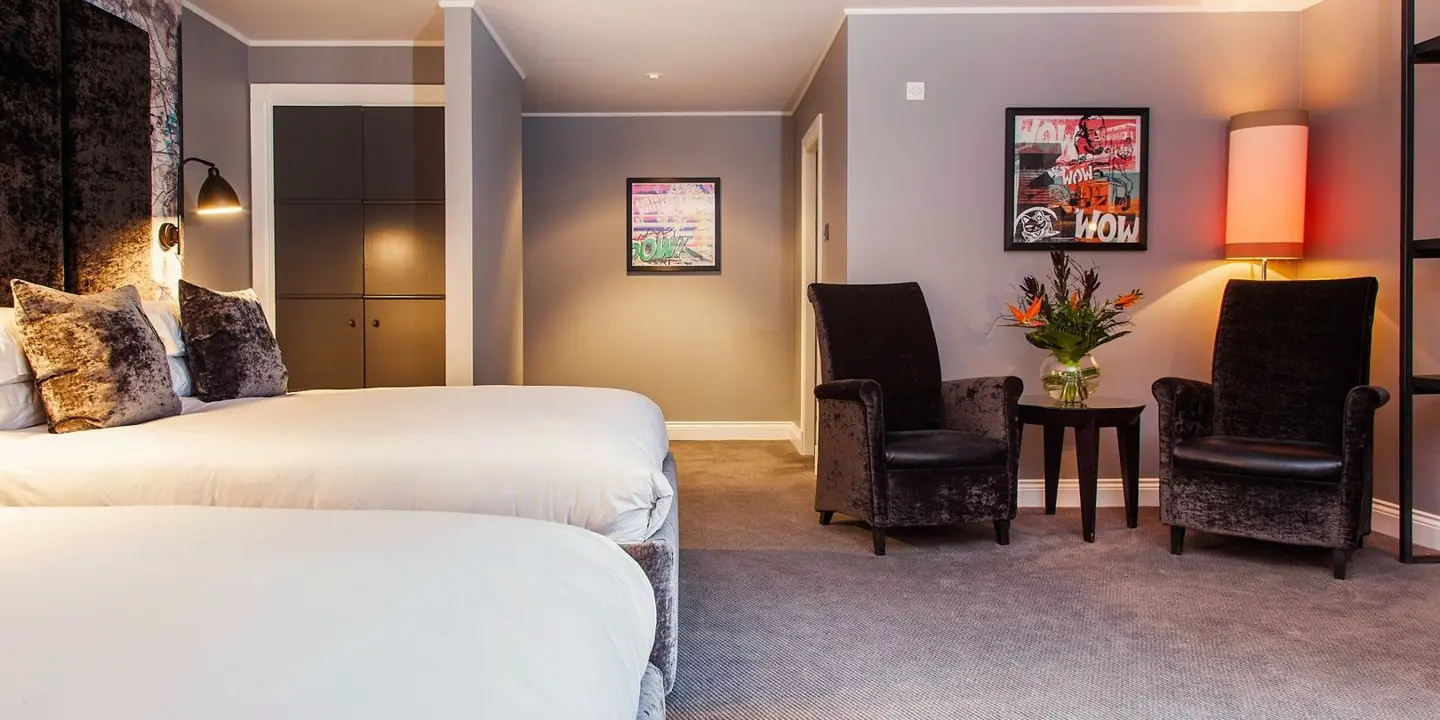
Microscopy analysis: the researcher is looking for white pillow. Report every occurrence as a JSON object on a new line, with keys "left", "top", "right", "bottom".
{"left": 0, "top": 309, "right": 43, "bottom": 429}
{"left": 0, "top": 380, "right": 45, "bottom": 430}
{"left": 143, "top": 300, "right": 186, "bottom": 357}
{"left": 168, "top": 356, "right": 193, "bottom": 398}
{"left": 0, "top": 308, "right": 33, "bottom": 386}
{"left": 142, "top": 300, "right": 193, "bottom": 397}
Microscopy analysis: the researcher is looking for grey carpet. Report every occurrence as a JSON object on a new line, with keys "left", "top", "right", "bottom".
{"left": 666, "top": 441, "right": 1440, "bottom": 720}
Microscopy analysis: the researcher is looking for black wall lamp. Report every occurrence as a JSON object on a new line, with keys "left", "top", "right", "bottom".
{"left": 158, "top": 157, "right": 243, "bottom": 251}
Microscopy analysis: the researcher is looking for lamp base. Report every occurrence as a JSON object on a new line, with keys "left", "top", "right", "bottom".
{"left": 157, "top": 223, "right": 181, "bottom": 252}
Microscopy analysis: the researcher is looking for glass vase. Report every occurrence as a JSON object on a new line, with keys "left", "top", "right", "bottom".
{"left": 1041, "top": 353, "right": 1100, "bottom": 406}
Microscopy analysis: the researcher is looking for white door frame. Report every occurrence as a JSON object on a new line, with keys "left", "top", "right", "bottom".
{"left": 798, "top": 114, "right": 825, "bottom": 457}
{"left": 247, "top": 83, "right": 455, "bottom": 365}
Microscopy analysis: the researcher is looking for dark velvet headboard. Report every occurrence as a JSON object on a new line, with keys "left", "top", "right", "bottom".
{"left": 0, "top": 0, "right": 180, "bottom": 307}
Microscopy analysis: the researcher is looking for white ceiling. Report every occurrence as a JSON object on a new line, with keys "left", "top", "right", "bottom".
{"left": 188, "top": 0, "right": 1323, "bottom": 112}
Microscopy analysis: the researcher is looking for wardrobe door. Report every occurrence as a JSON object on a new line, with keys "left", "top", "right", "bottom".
{"left": 363, "top": 203, "right": 446, "bottom": 296}
{"left": 364, "top": 299, "right": 445, "bottom": 388}
{"left": 277, "top": 298, "right": 364, "bottom": 391}
{"left": 273, "top": 106, "right": 363, "bottom": 202}
{"left": 274, "top": 203, "right": 364, "bottom": 297}
{"left": 363, "top": 107, "right": 446, "bottom": 202}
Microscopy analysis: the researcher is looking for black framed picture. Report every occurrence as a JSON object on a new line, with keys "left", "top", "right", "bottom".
{"left": 1004, "top": 108, "right": 1150, "bottom": 251}
{"left": 627, "top": 177, "right": 721, "bottom": 273}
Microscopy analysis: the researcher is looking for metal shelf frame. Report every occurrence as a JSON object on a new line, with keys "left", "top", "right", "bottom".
{"left": 1400, "top": 0, "right": 1440, "bottom": 563}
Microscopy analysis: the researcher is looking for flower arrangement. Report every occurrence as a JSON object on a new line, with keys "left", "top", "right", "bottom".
{"left": 1000, "top": 251, "right": 1143, "bottom": 403}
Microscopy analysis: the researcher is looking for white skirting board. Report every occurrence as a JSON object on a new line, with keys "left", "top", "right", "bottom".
{"left": 1369, "top": 499, "right": 1440, "bottom": 549}
{"left": 669, "top": 428, "right": 1440, "bottom": 547}
{"left": 1017, "top": 478, "right": 1159, "bottom": 509}
{"left": 666, "top": 422, "right": 802, "bottom": 444}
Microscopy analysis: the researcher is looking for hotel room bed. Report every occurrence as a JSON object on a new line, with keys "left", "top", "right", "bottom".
{"left": 0, "top": 384, "right": 671, "bottom": 543}
{"left": 0, "top": 506, "right": 665, "bottom": 719}
{"left": 0, "top": 383, "right": 682, "bottom": 691}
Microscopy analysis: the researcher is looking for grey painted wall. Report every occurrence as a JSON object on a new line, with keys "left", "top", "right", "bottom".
{"left": 470, "top": 12, "right": 524, "bottom": 385}
{"left": 1302, "top": 0, "right": 1440, "bottom": 514}
{"left": 180, "top": 7, "right": 251, "bottom": 290}
{"left": 523, "top": 116, "right": 794, "bottom": 422}
{"left": 844, "top": 12, "right": 1304, "bottom": 481}
{"left": 793, "top": 21, "right": 848, "bottom": 285}
{"left": 248, "top": 46, "right": 444, "bottom": 85}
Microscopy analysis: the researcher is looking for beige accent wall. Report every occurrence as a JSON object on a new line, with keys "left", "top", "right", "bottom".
{"left": 522, "top": 116, "right": 794, "bottom": 422}
{"left": 1302, "top": 0, "right": 1440, "bottom": 512}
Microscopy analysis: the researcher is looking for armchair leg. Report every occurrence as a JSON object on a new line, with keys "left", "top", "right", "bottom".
{"left": 994, "top": 520, "right": 1011, "bottom": 546}
{"left": 819, "top": 511, "right": 834, "bottom": 526}
{"left": 1333, "top": 550, "right": 1352, "bottom": 580}
{"left": 1170, "top": 526, "right": 1186, "bottom": 556}
{"left": 872, "top": 527, "right": 887, "bottom": 556}
{"left": 1357, "top": 534, "right": 1366, "bottom": 550}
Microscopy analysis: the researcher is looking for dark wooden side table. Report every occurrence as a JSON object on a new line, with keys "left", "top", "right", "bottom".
{"left": 1017, "top": 395, "right": 1147, "bottom": 543}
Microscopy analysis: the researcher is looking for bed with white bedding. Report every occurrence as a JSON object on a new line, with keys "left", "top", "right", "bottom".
{"left": 0, "top": 384, "right": 672, "bottom": 544}
{"left": 0, "top": 383, "right": 683, "bottom": 692}
{"left": 0, "top": 506, "right": 664, "bottom": 720}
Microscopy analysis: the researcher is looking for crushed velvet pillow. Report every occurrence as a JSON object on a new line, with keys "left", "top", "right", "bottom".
{"left": 10, "top": 281, "right": 181, "bottom": 433}
{"left": 179, "top": 280, "right": 288, "bottom": 402}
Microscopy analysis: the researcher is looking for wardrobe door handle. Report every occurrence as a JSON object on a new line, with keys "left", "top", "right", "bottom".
{"left": 348, "top": 319, "right": 356, "bottom": 328}
{"left": 372, "top": 319, "right": 380, "bottom": 328}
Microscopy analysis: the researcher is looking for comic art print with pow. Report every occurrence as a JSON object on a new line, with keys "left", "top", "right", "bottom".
{"left": 1004, "top": 108, "right": 1149, "bottom": 251}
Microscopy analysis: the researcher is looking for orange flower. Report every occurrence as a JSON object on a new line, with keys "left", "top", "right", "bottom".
{"left": 1008, "top": 297, "right": 1045, "bottom": 327}
{"left": 1114, "top": 292, "right": 1142, "bottom": 310}
{"left": 1070, "top": 292, "right": 1081, "bottom": 309}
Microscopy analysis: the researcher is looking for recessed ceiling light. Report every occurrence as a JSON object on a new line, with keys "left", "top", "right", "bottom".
{"left": 645, "top": 72, "right": 663, "bottom": 80}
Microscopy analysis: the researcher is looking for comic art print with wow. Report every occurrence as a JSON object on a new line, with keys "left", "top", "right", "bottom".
{"left": 627, "top": 178, "right": 722, "bottom": 274}
{"left": 1004, "top": 108, "right": 1149, "bottom": 252}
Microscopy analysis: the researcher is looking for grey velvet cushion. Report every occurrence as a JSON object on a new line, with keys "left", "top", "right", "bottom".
{"left": 179, "top": 280, "right": 288, "bottom": 402}
{"left": 10, "top": 281, "right": 181, "bottom": 433}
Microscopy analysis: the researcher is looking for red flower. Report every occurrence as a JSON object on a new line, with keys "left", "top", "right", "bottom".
{"left": 1008, "top": 297, "right": 1045, "bottom": 327}
{"left": 1114, "top": 291, "right": 1142, "bottom": 310}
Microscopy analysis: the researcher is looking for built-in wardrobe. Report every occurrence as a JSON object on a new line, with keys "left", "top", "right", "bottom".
{"left": 272, "top": 106, "right": 445, "bottom": 391}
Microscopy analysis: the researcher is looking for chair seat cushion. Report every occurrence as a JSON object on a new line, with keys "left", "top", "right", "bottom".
{"left": 884, "top": 430, "right": 1007, "bottom": 469}
{"left": 1172, "top": 436, "right": 1342, "bottom": 482}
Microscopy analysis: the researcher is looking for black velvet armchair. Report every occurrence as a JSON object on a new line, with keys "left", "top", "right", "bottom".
{"left": 1153, "top": 278, "right": 1387, "bottom": 579}
{"left": 808, "top": 282, "right": 1023, "bottom": 556}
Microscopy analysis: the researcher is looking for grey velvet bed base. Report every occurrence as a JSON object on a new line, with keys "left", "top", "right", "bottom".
{"left": 637, "top": 664, "right": 666, "bottom": 719}
{"left": 620, "top": 453, "right": 679, "bottom": 695}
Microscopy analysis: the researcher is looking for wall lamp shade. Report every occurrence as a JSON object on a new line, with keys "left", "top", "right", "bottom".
{"left": 1224, "top": 110, "right": 1309, "bottom": 262}
{"left": 194, "top": 166, "right": 243, "bottom": 215}
{"left": 158, "top": 158, "right": 243, "bottom": 251}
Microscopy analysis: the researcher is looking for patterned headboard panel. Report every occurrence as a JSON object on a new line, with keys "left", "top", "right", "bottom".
{"left": 0, "top": 0, "right": 180, "bottom": 307}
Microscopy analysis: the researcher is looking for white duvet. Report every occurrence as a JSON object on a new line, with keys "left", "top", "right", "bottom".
{"left": 0, "top": 385, "right": 673, "bottom": 543}
{"left": 0, "top": 506, "right": 657, "bottom": 720}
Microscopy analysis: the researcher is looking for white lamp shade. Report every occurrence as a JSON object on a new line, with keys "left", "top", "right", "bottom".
{"left": 1225, "top": 110, "right": 1309, "bottom": 260}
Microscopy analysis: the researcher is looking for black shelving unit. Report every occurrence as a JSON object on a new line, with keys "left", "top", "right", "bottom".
{"left": 1401, "top": 0, "right": 1440, "bottom": 564}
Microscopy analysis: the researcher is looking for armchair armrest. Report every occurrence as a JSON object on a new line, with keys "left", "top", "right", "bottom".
{"left": 940, "top": 376, "right": 1023, "bottom": 443}
{"left": 1152, "top": 378, "right": 1215, "bottom": 468}
{"left": 815, "top": 379, "right": 882, "bottom": 407}
{"left": 814, "top": 379, "right": 885, "bottom": 458}
{"left": 813, "top": 379, "right": 887, "bottom": 523}
{"left": 1341, "top": 385, "right": 1389, "bottom": 487}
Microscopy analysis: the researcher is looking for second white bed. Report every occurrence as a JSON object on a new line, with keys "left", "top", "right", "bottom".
{"left": 0, "top": 506, "right": 657, "bottom": 719}
{"left": 0, "top": 384, "right": 673, "bottom": 543}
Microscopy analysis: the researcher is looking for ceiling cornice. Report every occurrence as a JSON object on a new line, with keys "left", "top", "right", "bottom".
{"left": 523, "top": 111, "right": 790, "bottom": 118}
{"left": 439, "top": 0, "right": 526, "bottom": 79}
{"left": 181, "top": 1, "right": 251, "bottom": 45}
{"left": 844, "top": 2, "right": 1325, "bottom": 15}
